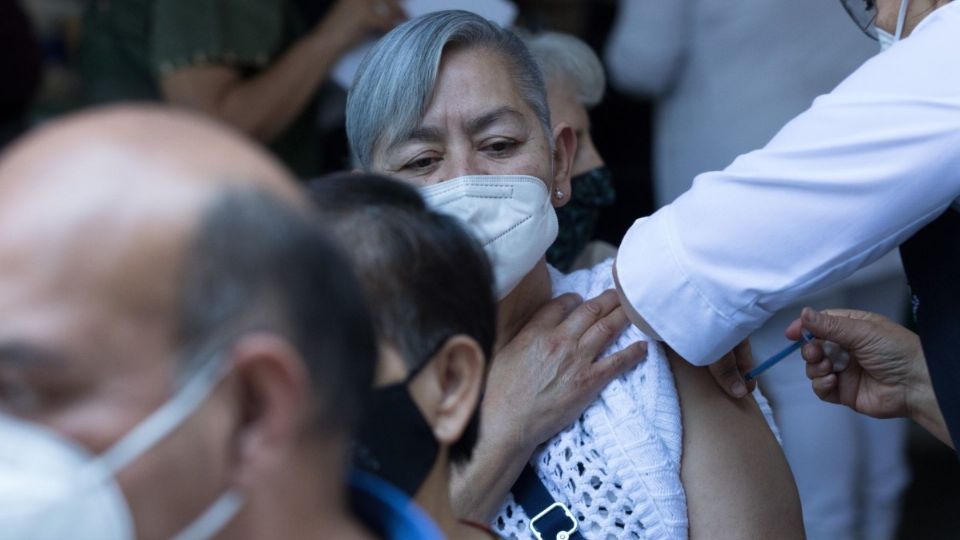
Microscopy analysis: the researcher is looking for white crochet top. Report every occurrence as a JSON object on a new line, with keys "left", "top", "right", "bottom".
{"left": 491, "top": 259, "right": 778, "bottom": 539}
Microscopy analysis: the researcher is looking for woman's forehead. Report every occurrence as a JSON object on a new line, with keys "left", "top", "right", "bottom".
{"left": 421, "top": 47, "right": 533, "bottom": 127}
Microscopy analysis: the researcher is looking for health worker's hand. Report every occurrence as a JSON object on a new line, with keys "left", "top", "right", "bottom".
{"left": 706, "top": 339, "right": 756, "bottom": 399}
{"left": 786, "top": 307, "right": 951, "bottom": 449}
{"left": 786, "top": 307, "right": 925, "bottom": 419}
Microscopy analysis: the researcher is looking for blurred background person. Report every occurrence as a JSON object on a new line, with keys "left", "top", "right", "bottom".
{"left": 78, "top": 0, "right": 405, "bottom": 177}
{"left": 605, "top": 2, "right": 910, "bottom": 539}
{"left": 523, "top": 30, "right": 616, "bottom": 272}
{"left": 0, "top": 107, "right": 440, "bottom": 540}
{"left": 310, "top": 172, "right": 499, "bottom": 539}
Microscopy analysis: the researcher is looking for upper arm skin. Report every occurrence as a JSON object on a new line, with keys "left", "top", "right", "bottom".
{"left": 161, "top": 65, "right": 240, "bottom": 117}
{"left": 668, "top": 348, "right": 804, "bottom": 539}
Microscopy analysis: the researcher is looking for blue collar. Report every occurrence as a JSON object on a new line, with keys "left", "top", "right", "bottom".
{"left": 349, "top": 470, "right": 445, "bottom": 540}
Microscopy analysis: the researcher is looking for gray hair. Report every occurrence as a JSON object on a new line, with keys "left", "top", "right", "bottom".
{"left": 346, "top": 10, "right": 552, "bottom": 169}
{"left": 524, "top": 31, "right": 606, "bottom": 108}
{"left": 177, "top": 185, "right": 377, "bottom": 434}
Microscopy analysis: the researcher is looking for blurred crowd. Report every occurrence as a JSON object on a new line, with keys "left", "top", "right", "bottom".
{"left": 2, "top": 1, "right": 959, "bottom": 539}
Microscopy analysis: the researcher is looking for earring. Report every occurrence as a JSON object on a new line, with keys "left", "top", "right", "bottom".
{"left": 554, "top": 189, "right": 564, "bottom": 200}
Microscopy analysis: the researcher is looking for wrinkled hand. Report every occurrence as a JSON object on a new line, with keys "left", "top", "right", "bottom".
{"left": 317, "top": 0, "right": 406, "bottom": 51}
{"left": 785, "top": 307, "right": 927, "bottom": 419}
{"left": 482, "top": 290, "right": 648, "bottom": 454}
{"left": 706, "top": 339, "right": 756, "bottom": 398}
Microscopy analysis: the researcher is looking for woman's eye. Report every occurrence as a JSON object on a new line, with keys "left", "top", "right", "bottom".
{"left": 403, "top": 156, "right": 439, "bottom": 171}
{"left": 484, "top": 139, "right": 518, "bottom": 154}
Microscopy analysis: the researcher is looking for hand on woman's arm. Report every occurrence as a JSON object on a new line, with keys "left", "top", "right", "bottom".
{"left": 669, "top": 348, "right": 804, "bottom": 539}
{"left": 451, "top": 291, "right": 648, "bottom": 521}
{"left": 160, "top": 0, "right": 404, "bottom": 142}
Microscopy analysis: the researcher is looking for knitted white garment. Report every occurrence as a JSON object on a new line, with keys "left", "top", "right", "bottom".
{"left": 491, "top": 259, "right": 780, "bottom": 540}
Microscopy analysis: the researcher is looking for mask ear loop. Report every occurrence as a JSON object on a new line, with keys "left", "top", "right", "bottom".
{"left": 894, "top": 0, "right": 910, "bottom": 40}
{"left": 89, "top": 346, "right": 246, "bottom": 540}
{"left": 86, "top": 349, "right": 229, "bottom": 479}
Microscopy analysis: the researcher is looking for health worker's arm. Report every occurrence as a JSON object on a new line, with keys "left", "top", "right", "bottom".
{"left": 615, "top": 4, "right": 960, "bottom": 366}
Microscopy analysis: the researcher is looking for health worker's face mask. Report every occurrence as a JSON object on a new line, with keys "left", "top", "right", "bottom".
{"left": 877, "top": 0, "right": 910, "bottom": 51}
{"left": 0, "top": 355, "right": 243, "bottom": 540}
{"left": 420, "top": 175, "right": 559, "bottom": 300}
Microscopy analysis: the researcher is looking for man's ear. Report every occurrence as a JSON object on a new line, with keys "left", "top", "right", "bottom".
{"left": 410, "top": 335, "right": 485, "bottom": 447}
{"left": 226, "top": 333, "right": 310, "bottom": 488}
{"left": 550, "top": 122, "right": 577, "bottom": 208}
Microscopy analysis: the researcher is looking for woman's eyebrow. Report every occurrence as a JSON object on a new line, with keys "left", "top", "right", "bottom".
{"left": 387, "top": 125, "right": 445, "bottom": 155}
{"left": 464, "top": 106, "right": 526, "bottom": 136}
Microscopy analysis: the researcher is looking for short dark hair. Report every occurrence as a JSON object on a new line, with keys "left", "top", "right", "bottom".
{"left": 177, "top": 185, "right": 377, "bottom": 434}
{"left": 307, "top": 173, "right": 496, "bottom": 463}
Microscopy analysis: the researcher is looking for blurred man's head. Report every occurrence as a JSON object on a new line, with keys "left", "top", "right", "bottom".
{"left": 0, "top": 107, "right": 377, "bottom": 540}
{"left": 308, "top": 173, "right": 495, "bottom": 512}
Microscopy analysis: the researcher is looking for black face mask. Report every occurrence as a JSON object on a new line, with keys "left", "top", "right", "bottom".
{"left": 547, "top": 166, "right": 616, "bottom": 272}
{"left": 353, "top": 381, "right": 440, "bottom": 497}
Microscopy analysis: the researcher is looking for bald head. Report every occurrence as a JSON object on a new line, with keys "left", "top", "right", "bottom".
{"left": 0, "top": 105, "right": 298, "bottom": 200}
{"left": 0, "top": 104, "right": 373, "bottom": 423}
{"left": 0, "top": 106, "right": 307, "bottom": 369}
{"left": 0, "top": 107, "right": 376, "bottom": 538}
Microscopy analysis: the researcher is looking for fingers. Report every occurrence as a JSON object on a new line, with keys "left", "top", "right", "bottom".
{"left": 810, "top": 373, "right": 840, "bottom": 404}
{"left": 820, "top": 308, "right": 889, "bottom": 323}
{"left": 784, "top": 317, "right": 804, "bottom": 341}
{"left": 708, "top": 352, "right": 748, "bottom": 398}
{"left": 525, "top": 293, "right": 583, "bottom": 330}
{"left": 578, "top": 306, "right": 631, "bottom": 360}
{"left": 799, "top": 307, "right": 872, "bottom": 350}
{"left": 800, "top": 341, "right": 826, "bottom": 366}
{"left": 559, "top": 289, "right": 620, "bottom": 337}
{"left": 733, "top": 339, "right": 756, "bottom": 393}
{"left": 805, "top": 355, "right": 833, "bottom": 380}
{"left": 588, "top": 341, "right": 647, "bottom": 389}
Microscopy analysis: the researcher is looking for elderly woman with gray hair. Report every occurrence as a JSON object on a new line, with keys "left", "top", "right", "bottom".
{"left": 346, "top": 10, "right": 803, "bottom": 539}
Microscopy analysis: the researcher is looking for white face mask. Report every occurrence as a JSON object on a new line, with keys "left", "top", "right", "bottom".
{"left": 0, "top": 353, "right": 243, "bottom": 540}
{"left": 877, "top": 0, "right": 910, "bottom": 52}
{"left": 420, "top": 175, "right": 559, "bottom": 300}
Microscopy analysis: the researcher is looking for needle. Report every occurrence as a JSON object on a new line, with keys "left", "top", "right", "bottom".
{"left": 744, "top": 330, "right": 815, "bottom": 381}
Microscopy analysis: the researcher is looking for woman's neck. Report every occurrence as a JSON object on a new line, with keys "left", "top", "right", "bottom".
{"left": 494, "top": 260, "right": 554, "bottom": 352}
{"left": 415, "top": 451, "right": 493, "bottom": 540}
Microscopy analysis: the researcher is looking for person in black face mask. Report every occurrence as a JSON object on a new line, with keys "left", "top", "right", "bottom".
{"left": 308, "top": 173, "right": 501, "bottom": 540}
{"left": 524, "top": 31, "right": 617, "bottom": 273}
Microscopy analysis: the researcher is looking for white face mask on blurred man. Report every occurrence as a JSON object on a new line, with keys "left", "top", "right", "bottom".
{"left": 0, "top": 356, "right": 240, "bottom": 540}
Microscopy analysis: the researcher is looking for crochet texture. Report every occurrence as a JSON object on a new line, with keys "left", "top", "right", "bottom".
{"left": 492, "top": 259, "right": 778, "bottom": 539}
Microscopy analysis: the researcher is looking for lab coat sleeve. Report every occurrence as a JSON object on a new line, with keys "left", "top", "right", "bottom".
{"left": 616, "top": 4, "right": 960, "bottom": 365}
{"left": 604, "top": 0, "right": 691, "bottom": 97}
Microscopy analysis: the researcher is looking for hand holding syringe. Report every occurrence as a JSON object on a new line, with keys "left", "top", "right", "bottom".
{"left": 745, "top": 329, "right": 850, "bottom": 381}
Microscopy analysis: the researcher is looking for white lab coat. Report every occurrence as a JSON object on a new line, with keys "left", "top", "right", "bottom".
{"left": 616, "top": 1, "right": 960, "bottom": 365}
